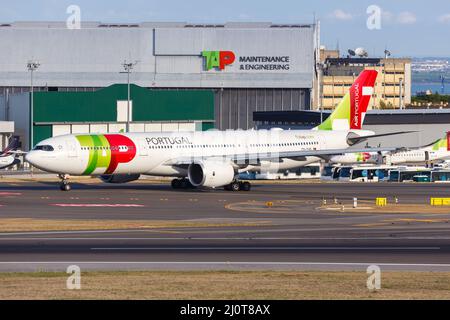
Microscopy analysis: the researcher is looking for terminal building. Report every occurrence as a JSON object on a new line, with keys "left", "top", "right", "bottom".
{"left": 317, "top": 48, "right": 412, "bottom": 110}
{"left": 0, "top": 21, "right": 319, "bottom": 150}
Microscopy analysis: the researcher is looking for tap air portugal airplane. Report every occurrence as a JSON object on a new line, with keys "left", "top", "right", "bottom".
{"left": 25, "top": 70, "right": 400, "bottom": 191}
{"left": 329, "top": 132, "right": 450, "bottom": 166}
{"left": 387, "top": 132, "right": 450, "bottom": 165}
{"left": 328, "top": 151, "right": 384, "bottom": 165}
{"left": 0, "top": 137, "right": 21, "bottom": 169}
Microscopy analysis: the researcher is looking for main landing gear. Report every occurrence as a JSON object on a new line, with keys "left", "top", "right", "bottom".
{"left": 59, "top": 174, "right": 71, "bottom": 191}
{"left": 171, "top": 178, "right": 196, "bottom": 189}
{"left": 224, "top": 180, "right": 251, "bottom": 192}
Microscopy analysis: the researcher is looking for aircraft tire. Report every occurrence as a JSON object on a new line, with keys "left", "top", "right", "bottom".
{"left": 241, "top": 181, "right": 251, "bottom": 191}
{"left": 60, "top": 183, "right": 71, "bottom": 191}
{"left": 230, "top": 181, "right": 241, "bottom": 192}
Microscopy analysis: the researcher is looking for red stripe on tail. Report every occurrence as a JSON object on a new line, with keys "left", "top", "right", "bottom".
{"left": 447, "top": 132, "right": 450, "bottom": 151}
{"left": 349, "top": 70, "right": 378, "bottom": 130}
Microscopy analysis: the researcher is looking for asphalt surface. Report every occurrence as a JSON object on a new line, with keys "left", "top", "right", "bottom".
{"left": 0, "top": 180, "right": 450, "bottom": 271}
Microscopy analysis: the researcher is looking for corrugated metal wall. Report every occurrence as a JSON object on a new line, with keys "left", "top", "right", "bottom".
{"left": 0, "top": 24, "right": 316, "bottom": 89}
{"left": 215, "top": 88, "right": 310, "bottom": 129}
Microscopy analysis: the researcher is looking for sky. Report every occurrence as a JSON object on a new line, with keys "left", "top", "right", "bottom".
{"left": 0, "top": 0, "right": 449, "bottom": 57}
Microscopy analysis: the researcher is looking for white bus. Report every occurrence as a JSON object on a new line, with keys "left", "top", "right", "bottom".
{"left": 332, "top": 166, "right": 353, "bottom": 181}
{"left": 388, "top": 167, "right": 432, "bottom": 182}
{"left": 349, "top": 166, "right": 396, "bottom": 182}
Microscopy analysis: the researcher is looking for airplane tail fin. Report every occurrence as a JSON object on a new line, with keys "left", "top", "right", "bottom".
{"left": 315, "top": 70, "right": 378, "bottom": 131}
{"left": 431, "top": 132, "right": 450, "bottom": 151}
{"left": 0, "top": 136, "right": 20, "bottom": 156}
{"left": 448, "top": 132, "right": 450, "bottom": 151}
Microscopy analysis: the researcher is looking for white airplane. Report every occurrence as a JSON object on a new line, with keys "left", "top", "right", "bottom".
{"left": 26, "top": 70, "right": 400, "bottom": 191}
{"left": 328, "top": 151, "right": 384, "bottom": 165}
{"left": 329, "top": 132, "right": 450, "bottom": 166}
{"left": 0, "top": 137, "right": 20, "bottom": 169}
{"left": 388, "top": 132, "right": 450, "bottom": 165}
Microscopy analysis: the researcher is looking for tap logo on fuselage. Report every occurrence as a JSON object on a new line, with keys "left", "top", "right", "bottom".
{"left": 76, "top": 134, "right": 136, "bottom": 175}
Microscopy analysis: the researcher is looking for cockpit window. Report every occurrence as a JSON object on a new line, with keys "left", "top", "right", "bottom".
{"left": 34, "top": 145, "right": 54, "bottom": 151}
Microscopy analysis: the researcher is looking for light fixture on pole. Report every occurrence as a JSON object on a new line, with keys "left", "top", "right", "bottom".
{"left": 27, "top": 60, "right": 40, "bottom": 149}
{"left": 122, "top": 60, "right": 138, "bottom": 133}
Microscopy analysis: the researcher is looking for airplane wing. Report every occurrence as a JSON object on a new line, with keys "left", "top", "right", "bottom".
{"left": 164, "top": 147, "right": 400, "bottom": 166}
{"left": 395, "top": 137, "right": 443, "bottom": 151}
{"left": 347, "top": 131, "right": 416, "bottom": 145}
{"left": 4, "top": 150, "right": 27, "bottom": 156}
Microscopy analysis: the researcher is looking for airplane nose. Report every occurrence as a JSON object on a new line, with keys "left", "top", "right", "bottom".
{"left": 25, "top": 151, "right": 37, "bottom": 166}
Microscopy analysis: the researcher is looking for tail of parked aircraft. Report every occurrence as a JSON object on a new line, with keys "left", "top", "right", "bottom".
{"left": 315, "top": 70, "right": 378, "bottom": 131}
{"left": 430, "top": 132, "right": 450, "bottom": 151}
{"left": 0, "top": 136, "right": 20, "bottom": 156}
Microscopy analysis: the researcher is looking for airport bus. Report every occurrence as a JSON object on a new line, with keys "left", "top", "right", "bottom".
{"left": 431, "top": 169, "right": 450, "bottom": 182}
{"left": 388, "top": 167, "right": 432, "bottom": 182}
{"left": 239, "top": 164, "right": 321, "bottom": 180}
{"left": 348, "top": 166, "right": 395, "bottom": 182}
{"left": 321, "top": 165, "right": 335, "bottom": 181}
{"left": 332, "top": 166, "right": 353, "bottom": 181}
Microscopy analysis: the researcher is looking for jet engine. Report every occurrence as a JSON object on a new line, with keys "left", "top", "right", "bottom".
{"left": 188, "top": 161, "right": 235, "bottom": 188}
{"left": 99, "top": 174, "right": 141, "bottom": 183}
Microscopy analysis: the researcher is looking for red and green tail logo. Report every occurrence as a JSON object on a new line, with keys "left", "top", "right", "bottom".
{"left": 432, "top": 132, "right": 450, "bottom": 151}
{"left": 316, "top": 70, "right": 378, "bottom": 131}
{"left": 76, "top": 134, "right": 136, "bottom": 175}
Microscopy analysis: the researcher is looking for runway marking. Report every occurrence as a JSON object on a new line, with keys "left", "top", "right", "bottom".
{"left": 355, "top": 223, "right": 391, "bottom": 227}
{"left": 90, "top": 246, "right": 440, "bottom": 251}
{"left": 225, "top": 200, "right": 317, "bottom": 214}
{"left": 50, "top": 204, "right": 145, "bottom": 207}
{"left": 390, "top": 218, "right": 450, "bottom": 223}
{"left": 356, "top": 218, "right": 450, "bottom": 227}
{"left": 0, "top": 192, "right": 22, "bottom": 196}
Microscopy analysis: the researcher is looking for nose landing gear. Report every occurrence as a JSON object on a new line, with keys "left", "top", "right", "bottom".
{"left": 58, "top": 174, "right": 71, "bottom": 191}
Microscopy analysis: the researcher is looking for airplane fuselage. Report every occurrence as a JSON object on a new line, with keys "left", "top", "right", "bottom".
{"left": 0, "top": 155, "right": 16, "bottom": 169}
{"left": 388, "top": 149, "right": 450, "bottom": 165}
{"left": 26, "top": 129, "right": 355, "bottom": 177}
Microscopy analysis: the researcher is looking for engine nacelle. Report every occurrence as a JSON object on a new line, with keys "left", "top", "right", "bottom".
{"left": 99, "top": 174, "right": 141, "bottom": 184}
{"left": 188, "top": 161, "right": 235, "bottom": 188}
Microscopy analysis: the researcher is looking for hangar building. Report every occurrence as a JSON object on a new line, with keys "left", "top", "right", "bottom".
{"left": 0, "top": 21, "right": 319, "bottom": 150}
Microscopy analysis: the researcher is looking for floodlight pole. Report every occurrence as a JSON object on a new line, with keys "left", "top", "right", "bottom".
{"left": 122, "top": 60, "right": 138, "bottom": 133}
{"left": 27, "top": 61, "right": 40, "bottom": 149}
